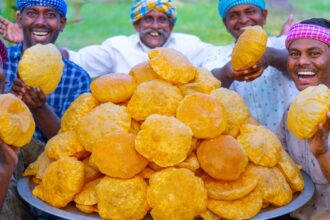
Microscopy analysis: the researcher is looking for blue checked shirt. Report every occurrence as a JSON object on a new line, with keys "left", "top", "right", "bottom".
{"left": 4, "top": 43, "right": 91, "bottom": 143}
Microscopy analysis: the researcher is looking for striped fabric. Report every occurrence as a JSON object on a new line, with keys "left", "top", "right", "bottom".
{"left": 130, "top": 0, "right": 177, "bottom": 24}
{"left": 285, "top": 23, "right": 330, "bottom": 48}
{"left": 16, "top": 0, "right": 67, "bottom": 17}
{"left": 218, "top": 0, "right": 265, "bottom": 19}
{"left": 0, "top": 40, "right": 6, "bottom": 64}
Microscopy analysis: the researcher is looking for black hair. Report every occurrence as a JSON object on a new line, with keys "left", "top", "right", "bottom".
{"left": 300, "top": 18, "right": 330, "bottom": 29}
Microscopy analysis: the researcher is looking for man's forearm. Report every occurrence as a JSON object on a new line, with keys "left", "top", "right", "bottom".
{"left": 211, "top": 64, "right": 235, "bottom": 88}
{"left": 0, "top": 168, "right": 14, "bottom": 210}
{"left": 316, "top": 151, "right": 330, "bottom": 183}
{"left": 31, "top": 104, "right": 61, "bottom": 140}
{"left": 266, "top": 47, "right": 289, "bottom": 73}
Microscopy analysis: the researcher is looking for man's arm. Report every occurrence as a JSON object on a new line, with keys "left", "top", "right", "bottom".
{"left": 211, "top": 47, "right": 289, "bottom": 88}
{"left": 0, "top": 140, "right": 18, "bottom": 210}
{"left": 0, "top": 16, "right": 23, "bottom": 44}
{"left": 308, "top": 111, "right": 330, "bottom": 183}
{"left": 12, "top": 79, "right": 60, "bottom": 140}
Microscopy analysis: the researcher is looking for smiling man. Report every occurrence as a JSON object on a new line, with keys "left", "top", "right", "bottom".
{"left": 277, "top": 18, "right": 330, "bottom": 220}
{"left": 203, "top": 0, "right": 299, "bottom": 132}
{"left": 63, "top": 0, "right": 213, "bottom": 77}
{"left": 5, "top": 0, "right": 91, "bottom": 143}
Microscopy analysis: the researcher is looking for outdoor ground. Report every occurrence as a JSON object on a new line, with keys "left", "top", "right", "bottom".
{"left": 0, "top": 0, "right": 329, "bottom": 50}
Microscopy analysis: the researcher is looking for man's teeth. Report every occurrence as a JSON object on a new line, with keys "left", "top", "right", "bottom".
{"left": 33, "top": 32, "right": 48, "bottom": 36}
{"left": 150, "top": 32, "right": 159, "bottom": 36}
{"left": 298, "top": 71, "right": 316, "bottom": 76}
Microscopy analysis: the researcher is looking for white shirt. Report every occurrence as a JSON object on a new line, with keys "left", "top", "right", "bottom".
{"left": 277, "top": 111, "right": 330, "bottom": 220}
{"left": 203, "top": 36, "right": 299, "bottom": 132}
{"left": 68, "top": 33, "right": 213, "bottom": 78}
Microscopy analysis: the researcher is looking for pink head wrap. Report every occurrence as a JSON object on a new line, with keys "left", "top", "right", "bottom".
{"left": 285, "top": 23, "right": 330, "bottom": 48}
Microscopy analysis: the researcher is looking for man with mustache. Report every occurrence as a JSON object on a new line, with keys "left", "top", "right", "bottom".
{"left": 277, "top": 18, "right": 330, "bottom": 220}
{"left": 67, "top": 0, "right": 214, "bottom": 77}
{"left": 0, "top": 0, "right": 213, "bottom": 78}
{"left": 203, "top": 0, "right": 299, "bottom": 132}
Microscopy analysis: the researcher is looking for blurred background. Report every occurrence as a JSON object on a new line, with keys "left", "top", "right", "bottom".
{"left": 0, "top": 0, "right": 329, "bottom": 50}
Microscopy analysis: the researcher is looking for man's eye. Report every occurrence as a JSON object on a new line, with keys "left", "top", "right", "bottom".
{"left": 228, "top": 14, "right": 238, "bottom": 19}
{"left": 158, "top": 17, "right": 168, "bottom": 24}
{"left": 46, "top": 13, "right": 56, "bottom": 18}
{"left": 289, "top": 52, "right": 300, "bottom": 58}
{"left": 310, "top": 52, "right": 320, "bottom": 57}
{"left": 143, "top": 17, "right": 153, "bottom": 23}
{"left": 26, "top": 11, "right": 36, "bottom": 16}
{"left": 246, "top": 9, "right": 256, "bottom": 15}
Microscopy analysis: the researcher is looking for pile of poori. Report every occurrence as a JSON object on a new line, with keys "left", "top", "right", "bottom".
{"left": 24, "top": 48, "right": 304, "bottom": 220}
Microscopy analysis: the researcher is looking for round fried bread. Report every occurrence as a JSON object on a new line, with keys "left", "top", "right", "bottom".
{"left": 90, "top": 73, "right": 136, "bottom": 103}
{"left": 129, "top": 61, "right": 159, "bottom": 84}
{"left": 176, "top": 93, "right": 227, "bottom": 138}
{"left": 135, "top": 114, "right": 192, "bottom": 167}
{"left": 127, "top": 79, "right": 183, "bottom": 121}
{"left": 211, "top": 88, "right": 250, "bottom": 137}
{"left": 96, "top": 176, "right": 149, "bottom": 220}
{"left": 208, "top": 188, "right": 263, "bottom": 220}
{"left": 76, "top": 102, "right": 130, "bottom": 151}
{"left": 61, "top": 93, "right": 99, "bottom": 132}
{"left": 91, "top": 130, "right": 148, "bottom": 178}
{"left": 238, "top": 124, "right": 282, "bottom": 167}
{"left": 148, "top": 48, "right": 196, "bottom": 84}
{"left": 147, "top": 168, "right": 207, "bottom": 220}
{"left": 277, "top": 150, "right": 304, "bottom": 192}
{"left": 197, "top": 135, "right": 248, "bottom": 180}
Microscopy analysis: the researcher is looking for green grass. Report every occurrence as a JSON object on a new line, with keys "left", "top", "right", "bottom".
{"left": 1, "top": 0, "right": 329, "bottom": 50}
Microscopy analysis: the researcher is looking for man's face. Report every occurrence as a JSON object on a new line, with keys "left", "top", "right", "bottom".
{"left": 288, "top": 39, "right": 330, "bottom": 91}
{"left": 17, "top": 6, "right": 66, "bottom": 50}
{"left": 134, "top": 9, "right": 174, "bottom": 49}
{"left": 223, "top": 4, "right": 267, "bottom": 40}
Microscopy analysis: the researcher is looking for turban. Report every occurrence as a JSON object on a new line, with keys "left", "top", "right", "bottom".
{"left": 0, "top": 40, "right": 6, "bottom": 64}
{"left": 285, "top": 23, "right": 330, "bottom": 48}
{"left": 130, "top": 0, "right": 177, "bottom": 24}
{"left": 218, "top": 0, "right": 265, "bottom": 19}
{"left": 17, "top": 0, "right": 67, "bottom": 17}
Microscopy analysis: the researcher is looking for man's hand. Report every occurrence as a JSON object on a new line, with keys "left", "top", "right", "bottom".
{"left": 12, "top": 79, "right": 47, "bottom": 110}
{"left": 278, "top": 14, "right": 294, "bottom": 36}
{"left": 308, "top": 112, "right": 330, "bottom": 157}
{"left": 0, "top": 139, "right": 18, "bottom": 171}
{"left": 0, "top": 16, "right": 23, "bottom": 44}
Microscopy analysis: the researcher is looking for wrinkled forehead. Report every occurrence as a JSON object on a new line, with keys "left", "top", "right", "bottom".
{"left": 289, "top": 38, "right": 330, "bottom": 51}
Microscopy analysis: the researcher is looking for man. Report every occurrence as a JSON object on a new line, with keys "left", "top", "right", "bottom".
{"left": 203, "top": 0, "right": 299, "bottom": 132}
{"left": 1, "top": 0, "right": 214, "bottom": 78}
{"left": 5, "top": 0, "right": 91, "bottom": 143}
{"left": 0, "top": 40, "right": 17, "bottom": 212}
{"left": 277, "top": 18, "right": 330, "bottom": 220}
{"left": 1, "top": 0, "right": 91, "bottom": 219}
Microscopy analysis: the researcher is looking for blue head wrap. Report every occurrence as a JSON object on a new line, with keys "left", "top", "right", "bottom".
{"left": 17, "top": 0, "right": 67, "bottom": 17}
{"left": 130, "top": 0, "right": 177, "bottom": 24}
{"left": 218, "top": 0, "right": 265, "bottom": 19}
